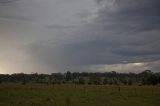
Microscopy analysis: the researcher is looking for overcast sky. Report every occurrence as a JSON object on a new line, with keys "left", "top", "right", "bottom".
{"left": 0, "top": 0, "right": 160, "bottom": 74}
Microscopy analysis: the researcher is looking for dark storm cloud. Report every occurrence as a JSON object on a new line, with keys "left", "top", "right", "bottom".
{"left": 93, "top": 0, "right": 160, "bottom": 58}
{"left": 26, "top": 0, "right": 160, "bottom": 72}
{"left": 96, "top": 0, "right": 160, "bottom": 30}
{"left": 111, "top": 41, "right": 160, "bottom": 56}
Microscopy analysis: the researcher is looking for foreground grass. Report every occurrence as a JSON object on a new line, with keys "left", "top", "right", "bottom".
{"left": 0, "top": 83, "right": 160, "bottom": 106}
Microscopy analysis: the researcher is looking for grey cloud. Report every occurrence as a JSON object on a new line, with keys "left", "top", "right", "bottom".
{"left": 0, "top": 14, "right": 32, "bottom": 21}
{"left": 45, "top": 24, "right": 78, "bottom": 29}
{"left": 95, "top": 0, "right": 160, "bottom": 30}
{"left": 94, "top": 0, "right": 104, "bottom": 4}
{"left": 111, "top": 41, "right": 160, "bottom": 56}
{"left": 25, "top": 0, "right": 160, "bottom": 72}
{"left": 0, "top": 0, "right": 160, "bottom": 73}
{"left": 0, "top": 0, "right": 18, "bottom": 4}
{"left": 27, "top": 38, "right": 160, "bottom": 67}
{"left": 0, "top": 0, "right": 33, "bottom": 22}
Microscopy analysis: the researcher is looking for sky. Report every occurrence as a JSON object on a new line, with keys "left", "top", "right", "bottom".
{"left": 0, "top": 0, "right": 160, "bottom": 74}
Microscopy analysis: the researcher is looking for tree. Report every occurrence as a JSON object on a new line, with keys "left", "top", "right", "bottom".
{"left": 65, "top": 71, "right": 72, "bottom": 82}
{"left": 109, "top": 78, "right": 113, "bottom": 85}
{"left": 158, "top": 75, "right": 160, "bottom": 83}
{"left": 128, "top": 79, "right": 133, "bottom": 85}
{"left": 122, "top": 79, "right": 127, "bottom": 85}
{"left": 140, "top": 70, "right": 153, "bottom": 85}
{"left": 147, "top": 74, "right": 158, "bottom": 85}
{"left": 142, "top": 77, "right": 147, "bottom": 85}
{"left": 52, "top": 73, "right": 64, "bottom": 81}
{"left": 88, "top": 81, "right": 92, "bottom": 85}
{"left": 88, "top": 76, "right": 101, "bottom": 85}
{"left": 78, "top": 77, "right": 85, "bottom": 85}
{"left": 103, "top": 78, "right": 108, "bottom": 85}
{"left": 113, "top": 78, "right": 118, "bottom": 85}
{"left": 22, "top": 79, "right": 26, "bottom": 85}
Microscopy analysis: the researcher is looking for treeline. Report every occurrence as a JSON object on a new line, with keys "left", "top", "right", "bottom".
{"left": 0, "top": 70, "right": 160, "bottom": 85}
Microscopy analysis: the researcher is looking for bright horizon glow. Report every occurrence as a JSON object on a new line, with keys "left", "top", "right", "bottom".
{"left": 133, "top": 63, "right": 144, "bottom": 66}
{"left": 88, "top": 62, "right": 150, "bottom": 73}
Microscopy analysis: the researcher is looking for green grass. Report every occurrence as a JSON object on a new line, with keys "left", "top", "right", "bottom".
{"left": 0, "top": 83, "right": 160, "bottom": 106}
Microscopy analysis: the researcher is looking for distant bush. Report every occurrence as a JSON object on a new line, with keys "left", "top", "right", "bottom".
{"left": 88, "top": 76, "right": 102, "bottom": 85}
{"left": 147, "top": 74, "right": 158, "bottom": 85}
{"left": 65, "top": 71, "right": 72, "bottom": 81}
{"left": 88, "top": 81, "right": 92, "bottom": 85}
{"left": 128, "top": 79, "right": 133, "bottom": 85}
{"left": 113, "top": 78, "right": 118, "bottom": 85}
{"left": 78, "top": 77, "right": 85, "bottom": 85}
{"left": 103, "top": 78, "right": 108, "bottom": 85}
{"left": 109, "top": 79, "right": 113, "bottom": 85}
{"left": 22, "top": 79, "right": 26, "bottom": 85}
{"left": 122, "top": 79, "right": 127, "bottom": 85}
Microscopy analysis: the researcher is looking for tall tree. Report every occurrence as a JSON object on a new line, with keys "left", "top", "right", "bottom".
{"left": 147, "top": 74, "right": 158, "bottom": 85}
{"left": 65, "top": 71, "right": 72, "bottom": 81}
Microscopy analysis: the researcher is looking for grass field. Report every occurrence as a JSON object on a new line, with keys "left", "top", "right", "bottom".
{"left": 0, "top": 84, "right": 160, "bottom": 106}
